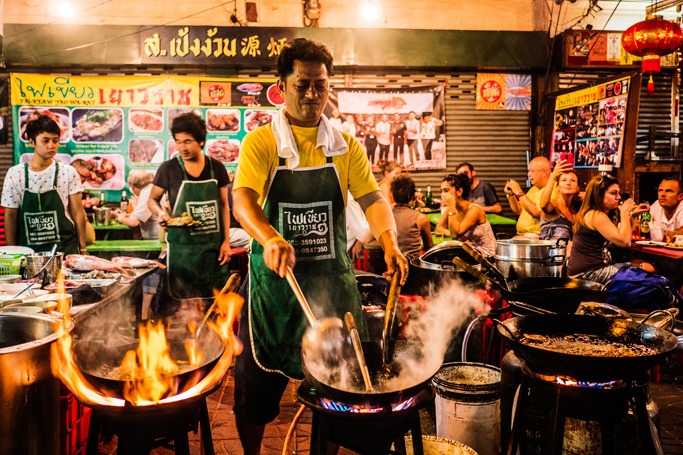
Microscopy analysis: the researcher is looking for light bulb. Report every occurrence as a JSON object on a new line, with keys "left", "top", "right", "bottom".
{"left": 360, "top": 1, "right": 382, "bottom": 22}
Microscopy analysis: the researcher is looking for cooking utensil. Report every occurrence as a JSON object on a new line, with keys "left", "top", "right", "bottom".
{"left": 381, "top": 272, "right": 401, "bottom": 365}
{"left": 494, "top": 238, "right": 566, "bottom": 279}
{"left": 460, "top": 241, "right": 508, "bottom": 290}
{"left": 195, "top": 273, "right": 241, "bottom": 340}
{"left": 496, "top": 314, "right": 678, "bottom": 379}
{"left": 15, "top": 244, "right": 59, "bottom": 298}
{"left": 503, "top": 277, "right": 607, "bottom": 314}
{"left": 344, "top": 311, "right": 373, "bottom": 392}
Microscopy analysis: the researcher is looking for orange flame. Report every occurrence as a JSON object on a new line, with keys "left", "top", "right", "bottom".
{"left": 51, "top": 277, "right": 243, "bottom": 407}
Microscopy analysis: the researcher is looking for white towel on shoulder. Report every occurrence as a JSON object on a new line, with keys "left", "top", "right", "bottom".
{"left": 271, "top": 110, "right": 349, "bottom": 170}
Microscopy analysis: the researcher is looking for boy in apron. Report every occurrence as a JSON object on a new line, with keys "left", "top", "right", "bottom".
{"left": 1, "top": 115, "right": 87, "bottom": 255}
{"left": 148, "top": 112, "right": 231, "bottom": 304}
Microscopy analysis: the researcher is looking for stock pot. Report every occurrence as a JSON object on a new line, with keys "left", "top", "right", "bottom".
{"left": 495, "top": 239, "right": 566, "bottom": 279}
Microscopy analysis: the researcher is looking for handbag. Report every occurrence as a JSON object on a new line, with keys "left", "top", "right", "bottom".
{"left": 607, "top": 265, "right": 681, "bottom": 311}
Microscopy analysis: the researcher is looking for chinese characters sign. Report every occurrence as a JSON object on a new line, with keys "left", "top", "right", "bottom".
{"left": 11, "top": 73, "right": 280, "bottom": 197}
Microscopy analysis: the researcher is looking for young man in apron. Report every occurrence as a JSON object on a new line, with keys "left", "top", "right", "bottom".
{"left": 148, "top": 113, "right": 232, "bottom": 302}
{"left": 232, "top": 38, "right": 409, "bottom": 455}
{"left": 1, "top": 115, "right": 87, "bottom": 255}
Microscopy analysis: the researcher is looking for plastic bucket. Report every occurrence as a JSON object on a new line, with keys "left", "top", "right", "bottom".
{"left": 405, "top": 435, "right": 478, "bottom": 454}
{"left": 432, "top": 362, "right": 501, "bottom": 455}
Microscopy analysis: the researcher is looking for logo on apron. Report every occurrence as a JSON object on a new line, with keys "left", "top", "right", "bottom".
{"left": 23, "top": 210, "right": 60, "bottom": 245}
{"left": 185, "top": 200, "right": 220, "bottom": 235}
{"left": 279, "top": 201, "right": 336, "bottom": 261}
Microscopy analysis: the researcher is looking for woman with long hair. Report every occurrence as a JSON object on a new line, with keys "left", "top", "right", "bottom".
{"left": 567, "top": 174, "right": 651, "bottom": 284}
{"left": 439, "top": 173, "right": 496, "bottom": 255}
{"left": 539, "top": 159, "right": 580, "bottom": 241}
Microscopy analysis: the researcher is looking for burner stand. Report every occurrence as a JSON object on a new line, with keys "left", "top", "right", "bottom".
{"left": 297, "top": 381, "right": 434, "bottom": 455}
{"left": 85, "top": 394, "right": 214, "bottom": 455}
{"left": 507, "top": 362, "right": 660, "bottom": 455}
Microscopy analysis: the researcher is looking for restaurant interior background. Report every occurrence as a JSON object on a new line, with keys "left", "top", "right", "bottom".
{"left": 0, "top": 0, "right": 681, "bottom": 214}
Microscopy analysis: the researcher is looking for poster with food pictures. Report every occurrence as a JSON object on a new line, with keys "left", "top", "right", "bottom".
{"left": 549, "top": 76, "right": 631, "bottom": 169}
{"left": 11, "top": 74, "right": 281, "bottom": 198}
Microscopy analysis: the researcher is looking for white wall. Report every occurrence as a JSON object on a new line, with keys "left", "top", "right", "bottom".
{"left": 2, "top": 0, "right": 677, "bottom": 33}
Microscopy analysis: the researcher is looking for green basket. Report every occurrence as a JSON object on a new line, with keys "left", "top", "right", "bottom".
{"left": 0, "top": 254, "right": 23, "bottom": 275}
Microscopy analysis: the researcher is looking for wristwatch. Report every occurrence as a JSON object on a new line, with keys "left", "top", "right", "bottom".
{"left": 515, "top": 192, "right": 525, "bottom": 199}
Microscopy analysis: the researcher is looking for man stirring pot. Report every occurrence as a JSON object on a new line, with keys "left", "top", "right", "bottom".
{"left": 231, "top": 38, "right": 408, "bottom": 454}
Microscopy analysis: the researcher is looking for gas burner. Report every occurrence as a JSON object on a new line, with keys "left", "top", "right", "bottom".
{"left": 529, "top": 369, "right": 629, "bottom": 389}
{"left": 297, "top": 380, "right": 433, "bottom": 416}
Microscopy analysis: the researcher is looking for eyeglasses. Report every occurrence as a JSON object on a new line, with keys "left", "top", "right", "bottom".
{"left": 292, "top": 80, "right": 329, "bottom": 94}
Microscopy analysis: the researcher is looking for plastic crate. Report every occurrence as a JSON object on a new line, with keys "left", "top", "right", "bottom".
{"left": 60, "top": 386, "right": 92, "bottom": 455}
{"left": 0, "top": 254, "right": 22, "bottom": 275}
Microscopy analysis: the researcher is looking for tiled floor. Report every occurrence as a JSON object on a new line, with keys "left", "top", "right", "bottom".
{"left": 91, "top": 366, "right": 683, "bottom": 455}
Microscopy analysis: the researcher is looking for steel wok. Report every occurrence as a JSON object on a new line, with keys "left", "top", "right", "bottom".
{"left": 73, "top": 329, "right": 225, "bottom": 401}
{"left": 497, "top": 314, "right": 678, "bottom": 379}
{"left": 302, "top": 339, "right": 440, "bottom": 402}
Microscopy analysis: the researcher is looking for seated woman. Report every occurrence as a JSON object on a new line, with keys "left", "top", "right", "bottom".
{"left": 391, "top": 174, "right": 433, "bottom": 260}
{"left": 567, "top": 174, "right": 651, "bottom": 285}
{"left": 442, "top": 174, "right": 496, "bottom": 255}
{"left": 539, "top": 159, "right": 580, "bottom": 241}
{"left": 377, "top": 159, "right": 403, "bottom": 205}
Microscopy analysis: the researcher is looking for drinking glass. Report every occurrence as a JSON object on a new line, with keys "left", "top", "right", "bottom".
{"left": 434, "top": 231, "right": 444, "bottom": 243}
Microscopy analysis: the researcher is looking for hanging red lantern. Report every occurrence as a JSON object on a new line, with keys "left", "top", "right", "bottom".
{"left": 622, "top": 15, "right": 683, "bottom": 95}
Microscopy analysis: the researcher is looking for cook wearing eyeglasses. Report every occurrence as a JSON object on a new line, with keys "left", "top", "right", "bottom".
{"left": 148, "top": 112, "right": 232, "bottom": 304}
{"left": 231, "top": 38, "right": 408, "bottom": 455}
{"left": 567, "top": 174, "right": 652, "bottom": 285}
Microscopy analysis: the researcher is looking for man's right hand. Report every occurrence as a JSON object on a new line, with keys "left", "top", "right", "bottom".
{"left": 263, "top": 236, "right": 296, "bottom": 278}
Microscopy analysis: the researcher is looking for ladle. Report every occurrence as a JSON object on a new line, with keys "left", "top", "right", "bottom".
{"left": 287, "top": 267, "right": 349, "bottom": 370}
{"left": 344, "top": 311, "right": 373, "bottom": 392}
{"left": 460, "top": 242, "right": 509, "bottom": 291}
{"left": 13, "top": 244, "right": 58, "bottom": 299}
{"left": 195, "top": 273, "right": 241, "bottom": 339}
{"left": 381, "top": 272, "right": 401, "bottom": 366}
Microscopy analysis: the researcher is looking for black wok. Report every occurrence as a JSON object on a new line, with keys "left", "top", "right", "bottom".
{"left": 73, "top": 330, "right": 225, "bottom": 401}
{"left": 497, "top": 314, "right": 678, "bottom": 380}
{"left": 302, "top": 339, "right": 441, "bottom": 403}
{"left": 502, "top": 277, "right": 608, "bottom": 314}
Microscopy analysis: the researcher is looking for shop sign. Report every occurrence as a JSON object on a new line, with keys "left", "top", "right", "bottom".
{"left": 476, "top": 74, "right": 531, "bottom": 111}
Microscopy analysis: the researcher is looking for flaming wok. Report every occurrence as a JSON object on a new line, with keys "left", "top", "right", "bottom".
{"left": 72, "top": 328, "right": 225, "bottom": 401}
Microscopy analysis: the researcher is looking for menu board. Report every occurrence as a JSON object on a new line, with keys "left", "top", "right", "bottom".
{"left": 549, "top": 75, "right": 633, "bottom": 169}
{"left": 10, "top": 74, "right": 281, "bottom": 198}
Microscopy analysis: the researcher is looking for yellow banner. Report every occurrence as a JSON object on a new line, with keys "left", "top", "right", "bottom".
{"left": 555, "top": 84, "right": 606, "bottom": 110}
{"left": 10, "top": 74, "right": 273, "bottom": 108}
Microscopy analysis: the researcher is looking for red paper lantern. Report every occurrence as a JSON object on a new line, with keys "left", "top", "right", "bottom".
{"left": 622, "top": 15, "right": 683, "bottom": 95}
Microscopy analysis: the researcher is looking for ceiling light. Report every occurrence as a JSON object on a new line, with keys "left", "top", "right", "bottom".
{"left": 52, "top": 1, "right": 76, "bottom": 18}
{"left": 360, "top": 0, "right": 383, "bottom": 22}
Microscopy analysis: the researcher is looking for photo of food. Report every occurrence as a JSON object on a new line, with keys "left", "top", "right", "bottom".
{"left": 206, "top": 139, "right": 240, "bottom": 163}
{"left": 19, "top": 107, "right": 70, "bottom": 142}
{"left": 129, "top": 108, "right": 164, "bottom": 132}
{"left": 245, "top": 110, "right": 274, "bottom": 131}
{"left": 129, "top": 139, "right": 164, "bottom": 163}
{"left": 206, "top": 109, "right": 241, "bottom": 132}
{"left": 70, "top": 154, "right": 124, "bottom": 189}
{"left": 168, "top": 140, "right": 178, "bottom": 160}
{"left": 72, "top": 108, "right": 124, "bottom": 143}
{"left": 168, "top": 109, "right": 202, "bottom": 126}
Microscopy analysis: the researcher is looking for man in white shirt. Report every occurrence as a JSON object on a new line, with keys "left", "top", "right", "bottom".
{"left": 649, "top": 178, "right": 683, "bottom": 242}
{"left": 405, "top": 111, "right": 421, "bottom": 165}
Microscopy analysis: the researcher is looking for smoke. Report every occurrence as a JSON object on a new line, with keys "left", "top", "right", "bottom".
{"left": 304, "top": 279, "right": 489, "bottom": 394}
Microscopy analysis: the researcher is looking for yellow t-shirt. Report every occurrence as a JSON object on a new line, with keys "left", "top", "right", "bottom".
{"left": 516, "top": 185, "right": 542, "bottom": 235}
{"left": 233, "top": 124, "right": 379, "bottom": 204}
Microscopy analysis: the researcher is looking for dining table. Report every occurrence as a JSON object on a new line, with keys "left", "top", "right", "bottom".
{"left": 630, "top": 240, "right": 683, "bottom": 290}
{"left": 87, "top": 239, "right": 163, "bottom": 260}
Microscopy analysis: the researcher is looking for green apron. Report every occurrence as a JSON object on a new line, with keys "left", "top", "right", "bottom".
{"left": 18, "top": 162, "right": 78, "bottom": 255}
{"left": 249, "top": 156, "right": 367, "bottom": 379}
{"left": 166, "top": 156, "right": 228, "bottom": 299}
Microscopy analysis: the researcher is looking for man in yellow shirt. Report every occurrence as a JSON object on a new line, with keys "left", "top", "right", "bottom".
{"left": 504, "top": 156, "right": 551, "bottom": 238}
{"left": 231, "top": 38, "right": 408, "bottom": 455}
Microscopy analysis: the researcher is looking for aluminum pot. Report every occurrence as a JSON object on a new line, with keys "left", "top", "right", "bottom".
{"left": 404, "top": 241, "right": 479, "bottom": 296}
{"left": 24, "top": 251, "right": 64, "bottom": 284}
{"left": 0, "top": 313, "right": 63, "bottom": 454}
{"left": 495, "top": 239, "right": 566, "bottom": 279}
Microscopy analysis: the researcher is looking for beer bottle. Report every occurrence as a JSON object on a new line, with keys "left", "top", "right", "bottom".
{"left": 120, "top": 191, "right": 129, "bottom": 212}
{"left": 640, "top": 203, "right": 651, "bottom": 240}
{"left": 425, "top": 185, "right": 433, "bottom": 207}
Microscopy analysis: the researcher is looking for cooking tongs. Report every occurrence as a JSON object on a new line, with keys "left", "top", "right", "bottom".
{"left": 381, "top": 272, "right": 402, "bottom": 365}
{"left": 460, "top": 242, "right": 508, "bottom": 291}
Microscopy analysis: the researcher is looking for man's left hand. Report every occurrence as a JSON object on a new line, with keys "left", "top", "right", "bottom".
{"left": 383, "top": 245, "right": 409, "bottom": 286}
{"left": 218, "top": 240, "right": 232, "bottom": 265}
